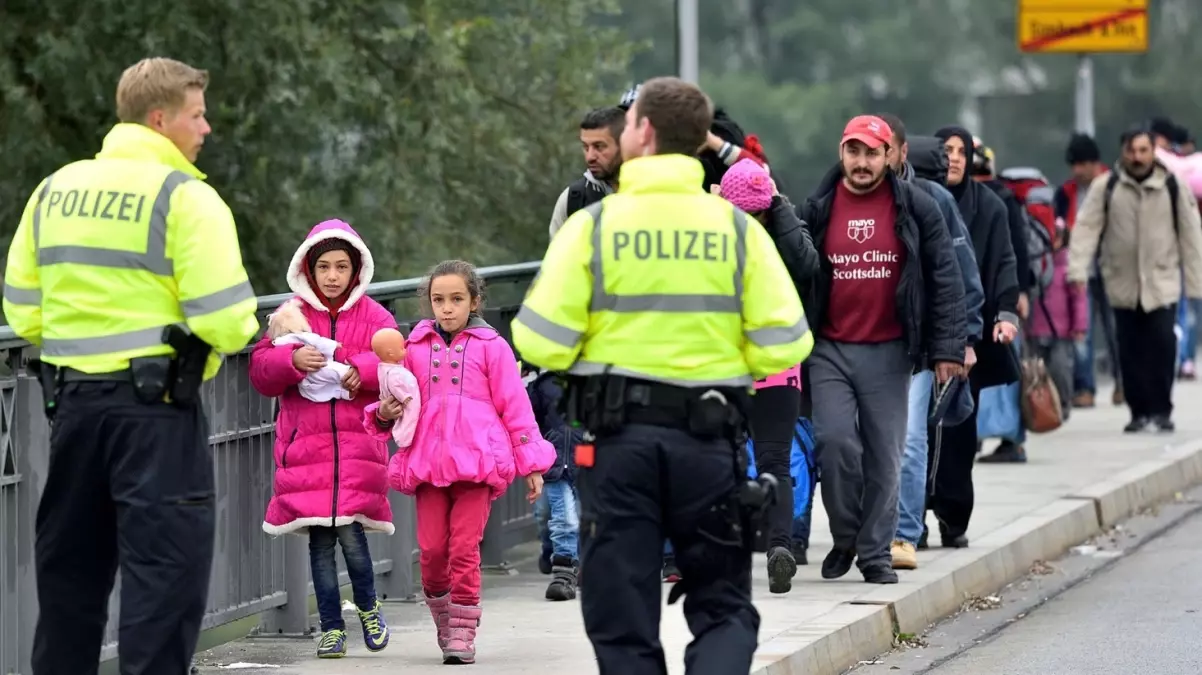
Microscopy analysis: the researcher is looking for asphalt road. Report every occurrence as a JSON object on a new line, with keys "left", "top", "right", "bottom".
{"left": 927, "top": 510, "right": 1202, "bottom": 675}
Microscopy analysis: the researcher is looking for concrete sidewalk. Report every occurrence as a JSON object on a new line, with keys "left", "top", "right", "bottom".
{"left": 194, "top": 380, "right": 1202, "bottom": 674}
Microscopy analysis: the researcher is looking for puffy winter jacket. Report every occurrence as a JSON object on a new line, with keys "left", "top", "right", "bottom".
{"left": 252, "top": 220, "right": 399, "bottom": 536}
{"left": 373, "top": 316, "right": 555, "bottom": 499}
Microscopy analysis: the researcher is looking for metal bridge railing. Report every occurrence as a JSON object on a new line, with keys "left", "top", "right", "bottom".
{"left": 0, "top": 261, "right": 540, "bottom": 673}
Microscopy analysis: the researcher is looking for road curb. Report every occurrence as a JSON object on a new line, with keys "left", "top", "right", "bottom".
{"left": 750, "top": 440, "right": 1202, "bottom": 675}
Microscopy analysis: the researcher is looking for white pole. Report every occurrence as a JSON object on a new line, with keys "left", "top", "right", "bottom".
{"left": 1074, "top": 54, "right": 1095, "bottom": 136}
{"left": 677, "top": 0, "right": 699, "bottom": 84}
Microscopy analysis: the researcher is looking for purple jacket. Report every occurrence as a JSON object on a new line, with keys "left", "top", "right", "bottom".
{"left": 1028, "top": 247, "right": 1088, "bottom": 339}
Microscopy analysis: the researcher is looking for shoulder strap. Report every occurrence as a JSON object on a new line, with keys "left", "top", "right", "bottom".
{"left": 1100, "top": 173, "right": 1120, "bottom": 244}
{"left": 1167, "top": 174, "right": 1180, "bottom": 236}
{"left": 565, "top": 181, "right": 588, "bottom": 218}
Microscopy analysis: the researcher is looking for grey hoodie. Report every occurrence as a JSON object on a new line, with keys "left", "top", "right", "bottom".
{"left": 548, "top": 170, "right": 615, "bottom": 239}
{"left": 900, "top": 162, "right": 986, "bottom": 341}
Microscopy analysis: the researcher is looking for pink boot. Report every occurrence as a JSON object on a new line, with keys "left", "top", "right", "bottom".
{"left": 442, "top": 603, "right": 482, "bottom": 664}
{"left": 424, "top": 592, "right": 451, "bottom": 650}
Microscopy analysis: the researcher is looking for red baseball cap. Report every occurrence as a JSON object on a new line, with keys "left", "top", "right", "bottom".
{"left": 841, "top": 115, "right": 893, "bottom": 150}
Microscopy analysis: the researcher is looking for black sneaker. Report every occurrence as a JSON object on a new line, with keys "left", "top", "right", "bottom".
{"left": 766, "top": 546, "right": 798, "bottom": 594}
{"left": 941, "top": 533, "right": 969, "bottom": 548}
{"left": 862, "top": 563, "right": 898, "bottom": 584}
{"left": 1152, "top": 415, "right": 1175, "bottom": 433}
{"left": 821, "top": 547, "right": 856, "bottom": 580}
{"left": 545, "top": 556, "right": 578, "bottom": 601}
{"left": 1124, "top": 417, "right": 1151, "bottom": 433}
{"left": 917, "top": 524, "right": 929, "bottom": 550}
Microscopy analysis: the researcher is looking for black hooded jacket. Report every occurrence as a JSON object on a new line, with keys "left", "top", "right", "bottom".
{"left": 935, "top": 126, "right": 1021, "bottom": 386}
{"left": 763, "top": 195, "right": 820, "bottom": 295}
{"left": 980, "top": 178, "right": 1033, "bottom": 291}
{"left": 798, "top": 165, "right": 966, "bottom": 368}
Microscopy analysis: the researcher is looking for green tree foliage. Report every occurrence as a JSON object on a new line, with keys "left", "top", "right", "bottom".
{"left": 0, "top": 0, "right": 634, "bottom": 294}
{"left": 617, "top": 0, "right": 1202, "bottom": 191}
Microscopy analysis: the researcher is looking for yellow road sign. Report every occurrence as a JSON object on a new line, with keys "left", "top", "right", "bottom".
{"left": 1018, "top": 7, "right": 1148, "bottom": 53}
{"left": 1020, "top": 0, "right": 1146, "bottom": 9}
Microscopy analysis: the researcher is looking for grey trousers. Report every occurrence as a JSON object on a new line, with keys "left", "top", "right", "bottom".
{"left": 810, "top": 339, "right": 912, "bottom": 569}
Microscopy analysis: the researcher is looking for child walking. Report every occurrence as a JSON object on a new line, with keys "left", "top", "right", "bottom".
{"left": 526, "top": 370, "right": 585, "bottom": 600}
{"left": 250, "top": 219, "right": 399, "bottom": 658}
{"left": 368, "top": 259, "right": 554, "bottom": 665}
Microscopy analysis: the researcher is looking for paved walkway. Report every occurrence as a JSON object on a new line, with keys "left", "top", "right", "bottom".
{"left": 194, "top": 380, "right": 1202, "bottom": 674}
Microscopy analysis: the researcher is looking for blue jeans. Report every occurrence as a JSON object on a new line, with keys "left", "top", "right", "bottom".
{"left": 897, "top": 369, "right": 932, "bottom": 545}
{"left": 309, "top": 523, "right": 377, "bottom": 632}
{"left": 544, "top": 479, "right": 580, "bottom": 561}
{"left": 1177, "top": 297, "right": 1202, "bottom": 364}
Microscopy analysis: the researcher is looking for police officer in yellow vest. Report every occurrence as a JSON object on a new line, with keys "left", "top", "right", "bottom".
{"left": 511, "top": 77, "right": 813, "bottom": 675}
{"left": 2, "top": 57, "right": 259, "bottom": 675}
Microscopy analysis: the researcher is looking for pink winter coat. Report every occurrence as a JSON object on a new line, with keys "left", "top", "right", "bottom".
{"left": 251, "top": 220, "right": 399, "bottom": 536}
{"left": 1027, "top": 247, "right": 1088, "bottom": 340}
{"left": 1156, "top": 147, "right": 1202, "bottom": 199}
{"left": 368, "top": 316, "right": 554, "bottom": 499}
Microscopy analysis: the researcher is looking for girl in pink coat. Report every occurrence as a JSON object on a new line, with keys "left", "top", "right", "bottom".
{"left": 367, "top": 259, "right": 555, "bottom": 665}
{"left": 249, "top": 220, "right": 398, "bottom": 659}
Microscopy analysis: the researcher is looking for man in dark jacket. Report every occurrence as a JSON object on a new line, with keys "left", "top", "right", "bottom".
{"left": 927, "top": 126, "right": 1020, "bottom": 548}
{"left": 877, "top": 116, "right": 984, "bottom": 571}
{"left": 800, "top": 115, "right": 966, "bottom": 584}
{"left": 971, "top": 137, "right": 1033, "bottom": 317}
{"left": 548, "top": 106, "right": 625, "bottom": 239}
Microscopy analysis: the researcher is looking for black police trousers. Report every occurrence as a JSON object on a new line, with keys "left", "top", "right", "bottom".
{"left": 749, "top": 385, "right": 801, "bottom": 551}
{"left": 577, "top": 424, "right": 760, "bottom": 675}
{"left": 32, "top": 381, "right": 215, "bottom": 675}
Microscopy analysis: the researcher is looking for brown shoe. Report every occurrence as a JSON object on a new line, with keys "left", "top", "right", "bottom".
{"left": 890, "top": 540, "right": 918, "bottom": 570}
{"left": 1072, "top": 392, "right": 1095, "bottom": 408}
{"left": 1112, "top": 387, "right": 1124, "bottom": 406}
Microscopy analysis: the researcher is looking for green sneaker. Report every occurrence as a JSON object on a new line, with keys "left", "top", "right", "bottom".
{"left": 316, "top": 629, "right": 347, "bottom": 658}
{"left": 357, "top": 600, "right": 390, "bottom": 652}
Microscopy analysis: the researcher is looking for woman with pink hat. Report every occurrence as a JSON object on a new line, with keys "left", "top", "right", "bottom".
{"left": 716, "top": 158, "right": 819, "bottom": 593}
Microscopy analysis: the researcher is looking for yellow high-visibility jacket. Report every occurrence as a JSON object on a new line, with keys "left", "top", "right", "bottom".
{"left": 512, "top": 154, "right": 812, "bottom": 387}
{"left": 2, "top": 123, "right": 260, "bottom": 379}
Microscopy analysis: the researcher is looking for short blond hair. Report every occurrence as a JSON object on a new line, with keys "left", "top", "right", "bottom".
{"left": 116, "top": 57, "right": 209, "bottom": 123}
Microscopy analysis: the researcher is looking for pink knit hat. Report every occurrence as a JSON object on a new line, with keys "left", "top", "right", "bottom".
{"left": 719, "top": 158, "right": 774, "bottom": 212}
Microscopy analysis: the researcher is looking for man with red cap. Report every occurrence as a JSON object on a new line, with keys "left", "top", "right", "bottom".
{"left": 798, "top": 115, "right": 967, "bottom": 584}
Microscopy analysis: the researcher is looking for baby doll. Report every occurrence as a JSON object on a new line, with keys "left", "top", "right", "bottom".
{"left": 267, "top": 298, "right": 352, "bottom": 402}
{"left": 368, "top": 328, "right": 421, "bottom": 447}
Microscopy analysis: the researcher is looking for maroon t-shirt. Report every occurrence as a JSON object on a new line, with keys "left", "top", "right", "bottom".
{"left": 820, "top": 180, "right": 906, "bottom": 343}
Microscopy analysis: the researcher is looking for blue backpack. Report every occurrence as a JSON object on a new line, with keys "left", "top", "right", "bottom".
{"left": 746, "top": 418, "right": 818, "bottom": 520}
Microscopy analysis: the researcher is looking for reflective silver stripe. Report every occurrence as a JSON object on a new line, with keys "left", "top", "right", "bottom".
{"left": 182, "top": 279, "right": 256, "bottom": 318}
{"left": 592, "top": 294, "right": 739, "bottom": 312}
{"left": 31, "top": 175, "right": 55, "bottom": 245}
{"left": 515, "top": 304, "right": 582, "bottom": 348}
{"left": 731, "top": 209, "right": 747, "bottom": 313}
{"left": 746, "top": 316, "right": 810, "bottom": 347}
{"left": 41, "top": 324, "right": 175, "bottom": 357}
{"left": 586, "top": 201, "right": 605, "bottom": 313}
{"left": 568, "top": 359, "right": 754, "bottom": 388}
{"left": 587, "top": 202, "right": 748, "bottom": 314}
{"left": 37, "top": 247, "right": 174, "bottom": 275}
{"left": 36, "top": 170, "right": 194, "bottom": 276}
{"left": 3, "top": 284, "right": 41, "bottom": 306}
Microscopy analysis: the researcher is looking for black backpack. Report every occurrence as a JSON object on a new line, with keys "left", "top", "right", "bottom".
{"left": 1101, "top": 171, "right": 1181, "bottom": 241}
{"left": 565, "top": 178, "right": 607, "bottom": 219}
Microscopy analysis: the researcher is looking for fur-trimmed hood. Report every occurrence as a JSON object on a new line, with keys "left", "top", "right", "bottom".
{"left": 286, "top": 219, "right": 375, "bottom": 312}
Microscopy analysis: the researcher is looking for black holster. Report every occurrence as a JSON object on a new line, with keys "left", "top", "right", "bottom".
{"left": 28, "top": 359, "right": 61, "bottom": 421}
{"left": 161, "top": 325, "right": 212, "bottom": 406}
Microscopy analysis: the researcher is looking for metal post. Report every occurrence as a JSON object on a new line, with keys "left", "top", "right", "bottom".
{"left": 378, "top": 491, "right": 418, "bottom": 602}
{"left": 676, "top": 0, "right": 699, "bottom": 84}
{"left": 256, "top": 535, "right": 312, "bottom": 637}
{"left": 1074, "top": 54, "right": 1095, "bottom": 136}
